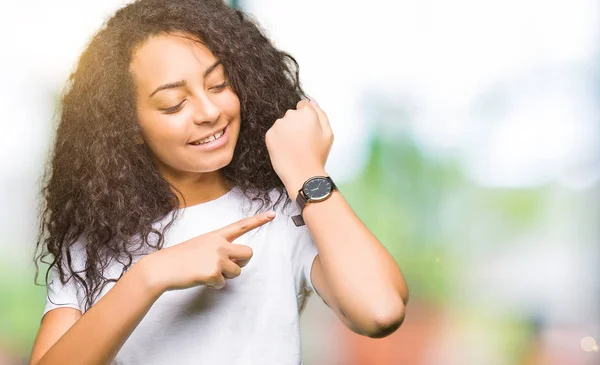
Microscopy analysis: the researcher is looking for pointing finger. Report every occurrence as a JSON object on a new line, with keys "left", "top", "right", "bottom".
{"left": 215, "top": 211, "right": 276, "bottom": 242}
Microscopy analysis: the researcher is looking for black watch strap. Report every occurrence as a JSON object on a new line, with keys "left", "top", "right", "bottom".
{"left": 292, "top": 191, "right": 307, "bottom": 227}
{"left": 291, "top": 214, "right": 305, "bottom": 227}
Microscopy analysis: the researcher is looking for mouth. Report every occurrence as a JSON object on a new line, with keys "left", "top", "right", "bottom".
{"left": 189, "top": 125, "right": 228, "bottom": 146}
{"left": 187, "top": 124, "right": 230, "bottom": 151}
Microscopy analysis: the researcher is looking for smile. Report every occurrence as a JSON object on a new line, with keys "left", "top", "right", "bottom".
{"left": 190, "top": 127, "right": 226, "bottom": 145}
{"left": 187, "top": 124, "right": 229, "bottom": 151}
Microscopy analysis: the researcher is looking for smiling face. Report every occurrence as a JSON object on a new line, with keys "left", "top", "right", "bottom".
{"left": 130, "top": 32, "right": 241, "bottom": 181}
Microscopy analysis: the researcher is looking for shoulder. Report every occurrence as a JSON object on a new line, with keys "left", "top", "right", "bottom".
{"left": 234, "top": 186, "right": 296, "bottom": 217}
{"left": 263, "top": 188, "right": 310, "bottom": 238}
{"left": 52, "top": 236, "right": 88, "bottom": 274}
{"left": 265, "top": 187, "right": 297, "bottom": 217}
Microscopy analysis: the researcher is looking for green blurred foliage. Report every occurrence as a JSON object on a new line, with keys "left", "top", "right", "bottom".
{"left": 342, "top": 134, "right": 462, "bottom": 303}
{"left": 339, "top": 131, "right": 547, "bottom": 363}
{"left": 341, "top": 131, "right": 547, "bottom": 305}
{"left": 0, "top": 262, "right": 47, "bottom": 356}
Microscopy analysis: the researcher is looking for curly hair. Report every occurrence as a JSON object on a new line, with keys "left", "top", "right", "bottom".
{"left": 34, "top": 0, "right": 307, "bottom": 311}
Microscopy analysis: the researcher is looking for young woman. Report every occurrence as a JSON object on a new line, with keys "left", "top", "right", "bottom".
{"left": 30, "top": 0, "right": 408, "bottom": 364}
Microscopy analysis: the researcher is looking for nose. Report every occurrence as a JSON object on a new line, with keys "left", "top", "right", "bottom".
{"left": 192, "top": 93, "right": 221, "bottom": 125}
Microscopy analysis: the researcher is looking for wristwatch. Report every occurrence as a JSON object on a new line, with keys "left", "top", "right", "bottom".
{"left": 291, "top": 176, "right": 337, "bottom": 227}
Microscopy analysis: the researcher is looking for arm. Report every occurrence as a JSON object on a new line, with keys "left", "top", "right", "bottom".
{"left": 265, "top": 97, "right": 408, "bottom": 338}
{"left": 30, "top": 257, "right": 160, "bottom": 365}
{"left": 286, "top": 170, "right": 408, "bottom": 339}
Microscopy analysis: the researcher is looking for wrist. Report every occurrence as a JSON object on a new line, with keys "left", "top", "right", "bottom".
{"left": 134, "top": 255, "right": 167, "bottom": 298}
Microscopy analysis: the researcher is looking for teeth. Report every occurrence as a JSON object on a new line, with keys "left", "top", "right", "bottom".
{"left": 192, "top": 128, "right": 225, "bottom": 145}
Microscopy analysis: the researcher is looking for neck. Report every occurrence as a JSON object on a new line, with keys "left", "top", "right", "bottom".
{"left": 162, "top": 169, "right": 232, "bottom": 208}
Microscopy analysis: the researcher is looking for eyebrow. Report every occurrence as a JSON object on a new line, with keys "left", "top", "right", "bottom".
{"left": 149, "top": 60, "right": 222, "bottom": 98}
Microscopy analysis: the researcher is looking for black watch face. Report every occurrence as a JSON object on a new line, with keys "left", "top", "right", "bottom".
{"left": 303, "top": 178, "right": 333, "bottom": 200}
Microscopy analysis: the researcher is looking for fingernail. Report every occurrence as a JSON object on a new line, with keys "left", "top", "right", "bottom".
{"left": 305, "top": 94, "right": 319, "bottom": 106}
{"left": 266, "top": 211, "right": 276, "bottom": 218}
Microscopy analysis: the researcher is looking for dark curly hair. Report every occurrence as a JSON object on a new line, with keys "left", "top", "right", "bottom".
{"left": 34, "top": 0, "right": 307, "bottom": 311}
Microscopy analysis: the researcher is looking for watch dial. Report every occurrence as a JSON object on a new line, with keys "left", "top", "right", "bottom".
{"left": 303, "top": 178, "right": 332, "bottom": 199}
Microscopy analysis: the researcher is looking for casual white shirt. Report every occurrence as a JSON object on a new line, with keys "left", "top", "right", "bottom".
{"left": 42, "top": 187, "right": 320, "bottom": 365}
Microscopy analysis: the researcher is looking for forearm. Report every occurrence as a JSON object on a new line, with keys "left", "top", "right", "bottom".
{"left": 307, "top": 192, "right": 406, "bottom": 308}
{"left": 36, "top": 257, "right": 162, "bottom": 365}
{"left": 285, "top": 170, "right": 408, "bottom": 328}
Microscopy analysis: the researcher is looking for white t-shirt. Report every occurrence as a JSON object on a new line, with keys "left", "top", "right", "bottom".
{"left": 42, "top": 187, "right": 320, "bottom": 365}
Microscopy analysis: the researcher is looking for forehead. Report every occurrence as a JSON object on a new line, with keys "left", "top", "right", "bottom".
{"left": 130, "top": 33, "right": 219, "bottom": 91}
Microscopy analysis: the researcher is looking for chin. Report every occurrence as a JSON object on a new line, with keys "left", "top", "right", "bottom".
{"left": 188, "top": 152, "right": 235, "bottom": 173}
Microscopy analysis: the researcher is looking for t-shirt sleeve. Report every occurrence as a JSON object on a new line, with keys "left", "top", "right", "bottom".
{"left": 282, "top": 202, "right": 320, "bottom": 297}
{"left": 42, "top": 243, "right": 87, "bottom": 319}
{"left": 42, "top": 263, "right": 83, "bottom": 318}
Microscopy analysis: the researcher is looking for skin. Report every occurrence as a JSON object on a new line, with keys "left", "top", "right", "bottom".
{"left": 131, "top": 32, "right": 240, "bottom": 206}
{"left": 30, "top": 31, "right": 409, "bottom": 365}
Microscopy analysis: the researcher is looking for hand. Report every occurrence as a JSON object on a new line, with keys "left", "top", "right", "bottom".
{"left": 142, "top": 211, "right": 276, "bottom": 293}
{"left": 265, "top": 97, "right": 334, "bottom": 193}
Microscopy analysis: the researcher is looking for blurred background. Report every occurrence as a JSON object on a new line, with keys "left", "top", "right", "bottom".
{"left": 1, "top": 0, "right": 598, "bottom": 364}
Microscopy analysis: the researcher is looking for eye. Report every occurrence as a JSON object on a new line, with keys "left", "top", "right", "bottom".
{"left": 209, "top": 82, "right": 229, "bottom": 92}
{"left": 160, "top": 100, "right": 186, "bottom": 114}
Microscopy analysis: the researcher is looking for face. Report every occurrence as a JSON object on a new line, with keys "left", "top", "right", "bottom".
{"left": 130, "top": 32, "right": 241, "bottom": 181}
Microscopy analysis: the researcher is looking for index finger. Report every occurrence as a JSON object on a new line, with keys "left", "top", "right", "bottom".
{"left": 215, "top": 211, "right": 276, "bottom": 242}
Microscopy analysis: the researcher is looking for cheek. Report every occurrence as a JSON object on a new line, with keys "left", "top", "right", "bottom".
{"left": 215, "top": 91, "right": 241, "bottom": 116}
{"left": 139, "top": 113, "right": 190, "bottom": 144}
